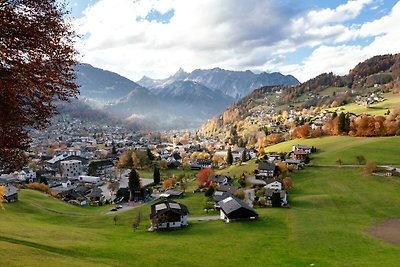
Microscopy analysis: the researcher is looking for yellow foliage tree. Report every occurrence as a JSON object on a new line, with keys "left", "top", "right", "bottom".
{"left": 0, "top": 185, "right": 5, "bottom": 210}
{"left": 132, "top": 152, "right": 141, "bottom": 169}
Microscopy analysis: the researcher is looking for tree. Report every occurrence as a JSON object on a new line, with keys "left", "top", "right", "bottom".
{"left": 355, "top": 155, "right": 366, "bottom": 165}
{"left": 0, "top": 185, "right": 5, "bottom": 210}
{"left": 87, "top": 161, "right": 97, "bottom": 176}
{"left": 282, "top": 177, "right": 293, "bottom": 190}
{"left": 338, "top": 112, "right": 346, "bottom": 134}
{"left": 113, "top": 215, "right": 119, "bottom": 226}
{"left": 128, "top": 169, "right": 141, "bottom": 200}
{"left": 146, "top": 148, "right": 155, "bottom": 161}
{"left": 226, "top": 147, "right": 233, "bottom": 165}
{"left": 162, "top": 178, "right": 173, "bottom": 189}
{"left": 364, "top": 161, "right": 377, "bottom": 176}
{"left": 205, "top": 185, "right": 215, "bottom": 197}
{"left": 241, "top": 150, "right": 248, "bottom": 162}
{"left": 197, "top": 168, "right": 213, "bottom": 187}
{"left": 0, "top": 1, "right": 78, "bottom": 171}
{"left": 182, "top": 157, "right": 191, "bottom": 170}
{"left": 131, "top": 152, "right": 141, "bottom": 169}
{"left": 132, "top": 212, "right": 141, "bottom": 232}
{"left": 153, "top": 167, "right": 160, "bottom": 184}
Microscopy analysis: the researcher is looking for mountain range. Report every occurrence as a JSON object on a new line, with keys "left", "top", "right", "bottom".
{"left": 138, "top": 67, "right": 299, "bottom": 99}
{"left": 67, "top": 64, "right": 300, "bottom": 129}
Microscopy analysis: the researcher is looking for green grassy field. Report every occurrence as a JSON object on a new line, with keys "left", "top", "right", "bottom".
{"left": 1, "top": 136, "right": 400, "bottom": 266}
{"left": 327, "top": 91, "right": 400, "bottom": 116}
{"left": 265, "top": 136, "right": 400, "bottom": 166}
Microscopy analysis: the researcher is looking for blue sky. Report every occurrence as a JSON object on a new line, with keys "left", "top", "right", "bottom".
{"left": 67, "top": 0, "right": 400, "bottom": 82}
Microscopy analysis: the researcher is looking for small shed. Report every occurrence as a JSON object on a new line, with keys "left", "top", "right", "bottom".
{"left": 3, "top": 184, "right": 18, "bottom": 202}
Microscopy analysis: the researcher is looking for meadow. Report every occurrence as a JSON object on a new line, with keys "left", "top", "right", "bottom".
{"left": 1, "top": 136, "right": 400, "bottom": 266}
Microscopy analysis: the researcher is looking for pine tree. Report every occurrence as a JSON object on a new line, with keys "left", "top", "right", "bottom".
{"left": 128, "top": 169, "right": 141, "bottom": 200}
{"left": 338, "top": 112, "right": 346, "bottom": 134}
{"left": 153, "top": 167, "right": 160, "bottom": 184}
{"left": 227, "top": 148, "right": 233, "bottom": 165}
{"left": 241, "top": 150, "right": 248, "bottom": 162}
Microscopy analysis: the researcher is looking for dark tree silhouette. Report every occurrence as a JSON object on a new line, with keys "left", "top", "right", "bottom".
{"left": 0, "top": 0, "right": 78, "bottom": 170}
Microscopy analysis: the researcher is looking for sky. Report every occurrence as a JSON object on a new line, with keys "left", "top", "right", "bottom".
{"left": 66, "top": 0, "right": 400, "bottom": 82}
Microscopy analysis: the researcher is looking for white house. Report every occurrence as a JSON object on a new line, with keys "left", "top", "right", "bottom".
{"left": 265, "top": 180, "right": 282, "bottom": 190}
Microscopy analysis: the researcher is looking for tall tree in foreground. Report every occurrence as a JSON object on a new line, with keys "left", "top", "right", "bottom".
{"left": 0, "top": 0, "right": 78, "bottom": 171}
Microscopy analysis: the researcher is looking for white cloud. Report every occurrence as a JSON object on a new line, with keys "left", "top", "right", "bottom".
{"left": 74, "top": 0, "right": 400, "bottom": 83}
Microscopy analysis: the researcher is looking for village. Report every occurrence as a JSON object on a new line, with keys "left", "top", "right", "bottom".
{"left": 0, "top": 113, "right": 324, "bottom": 231}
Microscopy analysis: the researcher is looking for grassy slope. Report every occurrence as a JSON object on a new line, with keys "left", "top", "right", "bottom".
{"left": 327, "top": 92, "right": 400, "bottom": 116}
{"left": 265, "top": 136, "right": 400, "bottom": 166}
{"left": 1, "top": 136, "right": 400, "bottom": 266}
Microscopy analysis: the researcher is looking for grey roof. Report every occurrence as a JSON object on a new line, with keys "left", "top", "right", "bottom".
{"left": 150, "top": 199, "right": 189, "bottom": 218}
{"left": 218, "top": 185, "right": 238, "bottom": 194}
{"left": 212, "top": 190, "right": 232, "bottom": 203}
{"left": 284, "top": 159, "right": 301, "bottom": 164}
{"left": 218, "top": 196, "right": 256, "bottom": 215}
{"left": 265, "top": 188, "right": 286, "bottom": 198}
{"left": 4, "top": 184, "right": 18, "bottom": 197}
{"left": 258, "top": 161, "right": 275, "bottom": 171}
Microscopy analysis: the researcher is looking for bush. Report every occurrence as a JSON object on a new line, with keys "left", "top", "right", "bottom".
{"left": 21, "top": 183, "right": 52, "bottom": 195}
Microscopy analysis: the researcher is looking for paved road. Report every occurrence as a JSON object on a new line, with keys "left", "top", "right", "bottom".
{"left": 188, "top": 215, "right": 220, "bottom": 221}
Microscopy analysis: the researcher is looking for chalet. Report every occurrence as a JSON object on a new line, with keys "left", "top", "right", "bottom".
{"left": 3, "top": 184, "right": 19, "bottom": 202}
{"left": 265, "top": 189, "right": 288, "bottom": 207}
{"left": 267, "top": 153, "right": 281, "bottom": 162}
{"left": 57, "top": 188, "right": 86, "bottom": 205}
{"left": 218, "top": 185, "right": 238, "bottom": 195}
{"left": 196, "top": 159, "right": 213, "bottom": 168}
{"left": 284, "top": 159, "right": 302, "bottom": 169}
{"left": 257, "top": 161, "right": 275, "bottom": 178}
{"left": 290, "top": 150, "right": 307, "bottom": 161}
{"left": 218, "top": 196, "right": 258, "bottom": 222}
{"left": 149, "top": 199, "right": 189, "bottom": 231}
{"left": 264, "top": 179, "right": 282, "bottom": 190}
{"left": 292, "top": 144, "right": 312, "bottom": 154}
{"left": 208, "top": 174, "right": 229, "bottom": 186}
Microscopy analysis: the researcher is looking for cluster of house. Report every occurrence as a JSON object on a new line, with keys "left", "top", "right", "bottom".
{"left": 148, "top": 144, "right": 313, "bottom": 231}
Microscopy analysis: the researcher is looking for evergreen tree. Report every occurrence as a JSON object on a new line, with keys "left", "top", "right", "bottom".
{"left": 153, "top": 166, "right": 160, "bottom": 184}
{"left": 227, "top": 148, "right": 233, "bottom": 165}
{"left": 128, "top": 169, "right": 141, "bottom": 200}
{"left": 241, "top": 150, "right": 248, "bottom": 162}
{"left": 344, "top": 113, "right": 351, "bottom": 133}
{"left": 146, "top": 148, "right": 155, "bottom": 161}
{"left": 338, "top": 112, "right": 346, "bottom": 134}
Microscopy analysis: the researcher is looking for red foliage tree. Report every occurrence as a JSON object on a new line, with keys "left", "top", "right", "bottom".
{"left": 197, "top": 168, "right": 213, "bottom": 187}
{"left": 0, "top": 0, "right": 78, "bottom": 170}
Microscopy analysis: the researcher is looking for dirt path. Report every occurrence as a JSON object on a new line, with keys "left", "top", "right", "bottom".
{"left": 369, "top": 219, "right": 400, "bottom": 245}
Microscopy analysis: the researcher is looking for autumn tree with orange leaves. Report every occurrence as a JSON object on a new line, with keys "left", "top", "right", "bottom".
{"left": 197, "top": 168, "right": 213, "bottom": 187}
{"left": 0, "top": 1, "right": 78, "bottom": 170}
